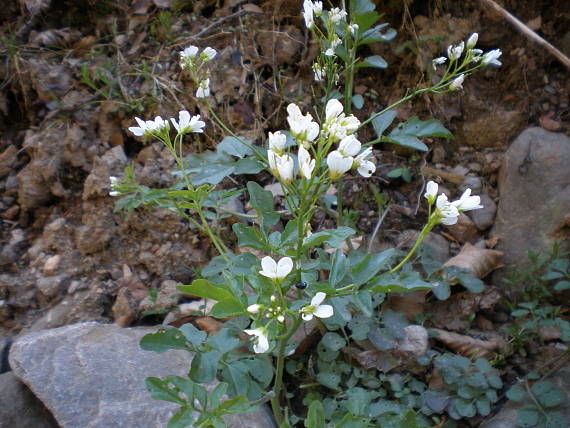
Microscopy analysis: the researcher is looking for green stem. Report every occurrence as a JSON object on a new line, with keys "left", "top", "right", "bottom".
{"left": 270, "top": 318, "right": 302, "bottom": 425}
{"left": 390, "top": 221, "right": 435, "bottom": 274}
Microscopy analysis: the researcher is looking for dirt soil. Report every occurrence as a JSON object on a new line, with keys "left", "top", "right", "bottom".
{"left": 0, "top": 0, "right": 569, "bottom": 424}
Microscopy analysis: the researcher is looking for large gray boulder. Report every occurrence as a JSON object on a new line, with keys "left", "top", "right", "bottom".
{"left": 492, "top": 127, "right": 570, "bottom": 288}
{"left": 9, "top": 322, "right": 275, "bottom": 428}
{"left": 0, "top": 371, "right": 58, "bottom": 428}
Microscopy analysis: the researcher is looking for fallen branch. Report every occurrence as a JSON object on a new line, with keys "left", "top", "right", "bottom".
{"left": 478, "top": 0, "right": 570, "bottom": 69}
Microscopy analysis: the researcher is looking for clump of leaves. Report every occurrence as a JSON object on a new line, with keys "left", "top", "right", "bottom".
{"left": 506, "top": 374, "right": 568, "bottom": 428}
{"left": 425, "top": 355, "right": 502, "bottom": 420}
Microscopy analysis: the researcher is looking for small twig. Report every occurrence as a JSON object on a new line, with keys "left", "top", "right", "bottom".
{"left": 478, "top": 0, "right": 570, "bottom": 69}
{"left": 367, "top": 204, "right": 391, "bottom": 253}
{"left": 187, "top": 10, "right": 253, "bottom": 40}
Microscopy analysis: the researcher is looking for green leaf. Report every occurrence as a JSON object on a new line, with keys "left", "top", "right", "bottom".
{"left": 234, "top": 157, "right": 264, "bottom": 175}
{"left": 475, "top": 358, "right": 492, "bottom": 373}
{"left": 302, "top": 227, "right": 355, "bottom": 251}
{"left": 458, "top": 275, "right": 484, "bottom": 293}
{"left": 476, "top": 398, "right": 491, "bottom": 416}
{"left": 424, "top": 390, "right": 450, "bottom": 412}
{"left": 184, "top": 151, "right": 236, "bottom": 185}
{"left": 177, "top": 279, "right": 235, "bottom": 302}
{"left": 217, "top": 394, "right": 255, "bottom": 414}
{"left": 350, "top": 0, "right": 375, "bottom": 15}
{"left": 247, "top": 181, "right": 280, "bottom": 232}
{"left": 531, "top": 381, "right": 554, "bottom": 396}
{"left": 189, "top": 350, "right": 221, "bottom": 383}
{"left": 358, "top": 55, "right": 388, "bottom": 69}
{"left": 358, "top": 24, "right": 396, "bottom": 46}
{"left": 352, "top": 94, "right": 364, "bottom": 109}
{"left": 384, "top": 135, "right": 428, "bottom": 152}
{"left": 516, "top": 407, "right": 539, "bottom": 427}
{"left": 207, "top": 328, "right": 241, "bottom": 354}
{"left": 167, "top": 406, "right": 196, "bottom": 428}
{"left": 454, "top": 399, "right": 476, "bottom": 418}
{"left": 383, "top": 309, "right": 408, "bottom": 339}
{"left": 330, "top": 250, "right": 349, "bottom": 286}
{"left": 371, "top": 110, "right": 398, "bottom": 137}
{"left": 140, "top": 328, "right": 192, "bottom": 353}
{"left": 487, "top": 372, "right": 503, "bottom": 389}
{"left": 351, "top": 249, "right": 396, "bottom": 286}
{"left": 217, "top": 136, "right": 254, "bottom": 158}
{"left": 317, "top": 372, "right": 341, "bottom": 390}
{"left": 368, "top": 327, "right": 396, "bottom": 351}
{"left": 353, "top": 10, "right": 380, "bottom": 32}
{"left": 211, "top": 299, "right": 244, "bottom": 318}
{"left": 321, "top": 332, "right": 346, "bottom": 352}
{"left": 305, "top": 400, "right": 325, "bottom": 428}
{"left": 554, "top": 280, "right": 570, "bottom": 291}
{"left": 232, "top": 224, "right": 267, "bottom": 251}
{"left": 537, "top": 388, "right": 566, "bottom": 408}
{"left": 222, "top": 360, "right": 250, "bottom": 396}
{"left": 386, "top": 117, "right": 453, "bottom": 152}
{"left": 179, "top": 323, "right": 207, "bottom": 348}
{"left": 209, "top": 382, "right": 229, "bottom": 409}
{"left": 369, "top": 271, "right": 432, "bottom": 293}
{"left": 506, "top": 385, "right": 527, "bottom": 402}
{"left": 145, "top": 377, "right": 186, "bottom": 404}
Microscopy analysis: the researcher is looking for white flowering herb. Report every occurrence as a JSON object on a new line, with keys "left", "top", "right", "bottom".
{"left": 447, "top": 41, "right": 465, "bottom": 61}
{"left": 298, "top": 146, "right": 316, "bottom": 179}
{"left": 327, "top": 150, "right": 353, "bottom": 180}
{"left": 436, "top": 193, "right": 460, "bottom": 225}
{"left": 482, "top": 49, "right": 502, "bottom": 66}
{"left": 354, "top": 147, "right": 376, "bottom": 177}
{"left": 196, "top": 78, "right": 211, "bottom": 98}
{"left": 244, "top": 327, "right": 269, "bottom": 353}
{"left": 170, "top": 111, "right": 205, "bottom": 134}
{"left": 128, "top": 116, "right": 169, "bottom": 137}
{"left": 452, "top": 188, "right": 483, "bottom": 211}
{"left": 259, "top": 256, "right": 293, "bottom": 281}
{"left": 300, "top": 292, "right": 334, "bottom": 321}
{"left": 449, "top": 74, "right": 465, "bottom": 91}
{"left": 268, "top": 131, "right": 286, "bottom": 154}
{"left": 466, "top": 32, "right": 478, "bottom": 48}
{"left": 286, "top": 103, "right": 320, "bottom": 147}
{"left": 275, "top": 154, "right": 294, "bottom": 183}
{"left": 424, "top": 180, "right": 438, "bottom": 204}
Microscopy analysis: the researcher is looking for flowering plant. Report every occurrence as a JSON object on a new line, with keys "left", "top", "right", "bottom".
{"left": 109, "top": 0, "right": 501, "bottom": 426}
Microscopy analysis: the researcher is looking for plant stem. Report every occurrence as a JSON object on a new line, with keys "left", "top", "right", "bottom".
{"left": 390, "top": 221, "right": 434, "bottom": 274}
{"left": 270, "top": 318, "right": 302, "bottom": 425}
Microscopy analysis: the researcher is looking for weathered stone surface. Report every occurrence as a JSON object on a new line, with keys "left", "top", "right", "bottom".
{"left": 469, "top": 194, "right": 497, "bottom": 231}
{"left": 480, "top": 365, "right": 570, "bottom": 428}
{"left": 9, "top": 322, "right": 275, "bottom": 428}
{"left": 492, "top": 128, "right": 570, "bottom": 287}
{"left": 0, "top": 371, "right": 58, "bottom": 428}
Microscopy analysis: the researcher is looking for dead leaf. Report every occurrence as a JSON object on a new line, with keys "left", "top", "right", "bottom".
{"left": 195, "top": 317, "right": 224, "bottom": 335}
{"left": 347, "top": 347, "right": 400, "bottom": 372}
{"left": 0, "top": 146, "right": 18, "bottom": 179}
{"left": 290, "top": 319, "right": 321, "bottom": 358}
{"left": 431, "top": 328, "right": 506, "bottom": 359}
{"left": 443, "top": 243, "right": 503, "bottom": 278}
{"left": 384, "top": 290, "right": 428, "bottom": 322}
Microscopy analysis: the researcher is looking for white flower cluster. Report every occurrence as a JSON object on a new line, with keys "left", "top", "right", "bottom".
{"left": 424, "top": 181, "right": 483, "bottom": 225}
{"left": 244, "top": 255, "right": 334, "bottom": 353}
{"left": 432, "top": 33, "right": 502, "bottom": 91}
{"left": 266, "top": 99, "right": 375, "bottom": 184}
{"left": 109, "top": 176, "right": 119, "bottom": 197}
{"left": 128, "top": 110, "right": 205, "bottom": 138}
{"left": 179, "top": 45, "right": 217, "bottom": 99}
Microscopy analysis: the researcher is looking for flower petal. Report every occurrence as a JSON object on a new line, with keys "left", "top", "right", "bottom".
{"left": 260, "top": 256, "right": 277, "bottom": 278}
{"left": 276, "top": 257, "right": 294, "bottom": 278}
{"left": 314, "top": 304, "right": 334, "bottom": 319}
{"left": 302, "top": 312, "right": 314, "bottom": 321}
{"left": 311, "top": 292, "right": 326, "bottom": 306}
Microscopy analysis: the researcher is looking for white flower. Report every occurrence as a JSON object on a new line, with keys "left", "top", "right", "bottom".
{"left": 313, "top": 1, "right": 323, "bottom": 16}
{"left": 247, "top": 304, "right": 262, "bottom": 314}
{"left": 201, "top": 47, "right": 217, "bottom": 61}
{"left": 302, "top": 0, "right": 315, "bottom": 29}
{"left": 327, "top": 150, "right": 353, "bottom": 180}
{"left": 466, "top": 32, "right": 478, "bottom": 49}
{"left": 259, "top": 256, "right": 294, "bottom": 281}
{"left": 451, "top": 188, "right": 483, "bottom": 212}
{"left": 170, "top": 111, "right": 205, "bottom": 134}
{"left": 436, "top": 194, "right": 459, "bottom": 225}
{"left": 276, "top": 154, "right": 294, "bottom": 183}
{"left": 338, "top": 135, "right": 361, "bottom": 157}
{"left": 180, "top": 46, "right": 199, "bottom": 59}
{"left": 109, "top": 176, "right": 118, "bottom": 186}
{"left": 268, "top": 131, "right": 286, "bottom": 154}
{"left": 449, "top": 74, "right": 465, "bottom": 91}
{"left": 432, "top": 56, "right": 447, "bottom": 70}
{"left": 196, "top": 78, "right": 210, "bottom": 98}
{"left": 128, "top": 116, "right": 169, "bottom": 137}
{"left": 300, "top": 292, "right": 334, "bottom": 321}
{"left": 348, "top": 23, "right": 359, "bottom": 35}
{"left": 109, "top": 191, "right": 119, "bottom": 197}
{"left": 447, "top": 41, "right": 464, "bottom": 60}
{"left": 286, "top": 103, "right": 320, "bottom": 147}
{"left": 324, "top": 99, "right": 360, "bottom": 142}
{"left": 312, "top": 63, "right": 324, "bottom": 81}
{"left": 277, "top": 315, "right": 285, "bottom": 323}
{"left": 329, "top": 7, "right": 347, "bottom": 24}
{"left": 354, "top": 148, "right": 376, "bottom": 177}
{"left": 244, "top": 327, "right": 269, "bottom": 353}
{"left": 325, "top": 35, "right": 341, "bottom": 57}
{"left": 298, "top": 146, "right": 315, "bottom": 179}
{"left": 268, "top": 150, "right": 279, "bottom": 175}
{"left": 482, "top": 49, "right": 502, "bottom": 67}
{"left": 424, "top": 181, "right": 438, "bottom": 204}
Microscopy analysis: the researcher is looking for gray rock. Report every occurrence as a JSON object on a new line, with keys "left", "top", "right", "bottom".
{"left": 492, "top": 127, "right": 570, "bottom": 288}
{"left": 0, "top": 371, "right": 58, "bottom": 428}
{"left": 480, "top": 364, "right": 570, "bottom": 428}
{"left": 469, "top": 194, "right": 497, "bottom": 231}
{"left": 10, "top": 322, "right": 276, "bottom": 428}
{"left": 36, "top": 274, "right": 67, "bottom": 298}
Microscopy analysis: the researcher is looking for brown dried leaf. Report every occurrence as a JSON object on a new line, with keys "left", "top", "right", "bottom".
{"left": 0, "top": 146, "right": 18, "bottom": 179}
{"left": 443, "top": 243, "right": 503, "bottom": 278}
{"left": 289, "top": 319, "right": 321, "bottom": 358}
{"left": 384, "top": 290, "right": 428, "bottom": 322}
{"left": 431, "top": 328, "right": 506, "bottom": 359}
{"left": 347, "top": 347, "right": 400, "bottom": 372}
{"left": 195, "top": 317, "right": 224, "bottom": 335}
{"left": 447, "top": 213, "right": 480, "bottom": 243}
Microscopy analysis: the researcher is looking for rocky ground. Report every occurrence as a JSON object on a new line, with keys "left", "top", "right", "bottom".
{"left": 0, "top": 0, "right": 569, "bottom": 427}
